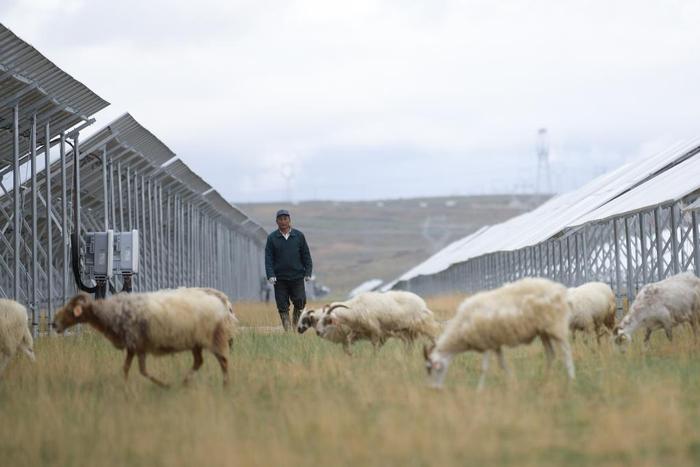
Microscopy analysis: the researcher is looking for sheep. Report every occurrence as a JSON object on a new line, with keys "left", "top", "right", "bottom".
{"left": 53, "top": 287, "right": 238, "bottom": 387}
{"left": 423, "top": 277, "right": 574, "bottom": 390}
{"left": 567, "top": 282, "right": 616, "bottom": 344}
{"left": 308, "top": 291, "right": 441, "bottom": 355}
{"left": 614, "top": 272, "right": 700, "bottom": 348}
{"left": 297, "top": 306, "right": 375, "bottom": 354}
{"left": 0, "top": 298, "right": 35, "bottom": 377}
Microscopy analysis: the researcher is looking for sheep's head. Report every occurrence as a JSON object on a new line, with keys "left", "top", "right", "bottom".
{"left": 316, "top": 303, "right": 349, "bottom": 337}
{"left": 423, "top": 344, "right": 449, "bottom": 389}
{"left": 613, "top": 325, "right": 631, "bottom": 349}
{"left": 296, "top": 308, "right": 318, "bottom": 334}
{"left": 54, "top": 293, "right": 91, "bottom": 333}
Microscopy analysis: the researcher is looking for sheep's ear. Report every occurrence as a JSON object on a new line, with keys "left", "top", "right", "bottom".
{"left": 73, "top": 305, "right": 83, "bottom": 317}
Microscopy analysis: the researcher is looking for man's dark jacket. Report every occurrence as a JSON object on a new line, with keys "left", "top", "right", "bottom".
{"left": 265, "top": 229, "right": 313, "bottom": 280}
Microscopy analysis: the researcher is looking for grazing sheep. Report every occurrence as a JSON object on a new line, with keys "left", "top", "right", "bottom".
{"left": 309, "top": 291, "right": 440, "bottom": 355}
{"left": 54, "top": 288, "right": 238, "bottom": 387}
{"left": 568, "top": 282, "right": 616, "bottom": 344}
{"left": 0, "top": 299, "right": 35, "bottom": 377}
{"left": 614, "top": 272, "right": 700, "bottom": 348}
{"left": 297, "top": 306, "right": 375, "bottom": 354}
{"left": 424, "top": 278, "right": 574, "bottom": 390}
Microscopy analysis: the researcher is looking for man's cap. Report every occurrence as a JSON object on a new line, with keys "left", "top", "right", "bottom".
{"left": 276, "top": 209, "right": 290, "bottom": 218}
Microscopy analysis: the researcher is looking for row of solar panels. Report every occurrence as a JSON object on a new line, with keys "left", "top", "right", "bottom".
{"left": 384, "top": 138, "right": 700, "bottom": 290}
{"left": 0, "top": 22, "right": 266, "bottom": 244}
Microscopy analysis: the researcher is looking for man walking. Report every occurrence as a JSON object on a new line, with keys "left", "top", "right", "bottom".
{"left": 265, "top": 209, "right": 313, "bottom": 331}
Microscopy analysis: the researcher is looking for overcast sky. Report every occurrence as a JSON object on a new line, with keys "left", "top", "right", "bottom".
{"left": 3, "top": 0, "right": 700, "bottom": 202}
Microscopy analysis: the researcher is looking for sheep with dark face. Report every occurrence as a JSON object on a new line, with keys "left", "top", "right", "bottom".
{"left": 54, "top": 288, "right": 238, "bottom": 387}
{"left": 297, "top": 305, "right": 375, "bottom": 354}
{"left": 614, "top": 272, "right": 700, "bottom": 348}
{"left": 309, "top": 291, "right": 440, "bottom": 355}
{"left": 0, "top": 298, "right": 35, "bottom": 377}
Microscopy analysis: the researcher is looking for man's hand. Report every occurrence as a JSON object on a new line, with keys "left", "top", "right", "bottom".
{"left": 268, "top": 277, "right": 277, "bottom": 285}
{"left": 304, "top": 276, "right": 311, "bottom": 282}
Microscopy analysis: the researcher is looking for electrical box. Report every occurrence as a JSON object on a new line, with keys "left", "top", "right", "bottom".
{"left": 113, "top": 230, "right": 140, "bottom": 274}
{"left": 84, "top": 230, "right": 114, "bottom": 279}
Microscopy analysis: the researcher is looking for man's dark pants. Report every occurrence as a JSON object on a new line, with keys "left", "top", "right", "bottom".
{"left": 274, "top": 278, "right": 306, "bottom": 330}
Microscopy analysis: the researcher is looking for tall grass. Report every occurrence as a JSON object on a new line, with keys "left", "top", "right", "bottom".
{"left": 2, "top": 298, "right": 700, "bottom": 466}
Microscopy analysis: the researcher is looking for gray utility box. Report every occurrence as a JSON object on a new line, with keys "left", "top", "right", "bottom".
{"left": 113, "top": 230, "right": 140, "bottom": 274}
{"left": 84, "top": 230, "right": 114, "bottom": 279}
{"left": 84, "top": 230, "right": 140, "bottom": 280}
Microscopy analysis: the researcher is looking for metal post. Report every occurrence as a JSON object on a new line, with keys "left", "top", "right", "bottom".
{"left": 613, "top": 219, "right": 623, "bottom": 317}
{"left": 166, "top": 194, "right": 171, "bottom": 288}
{"left": 654, "top": 207, "right": 664, "bottom": 280}
{"left": 157, "top": 185, "right": 164, "bottom": 288}
{"left": 140, "top": 175, "right": 147, "bottom": 290}
{"left": 109, "top": 157, "right": 116, "bottom": 233}
{"left": 670, "top": 204, "right": 680, "bottom": 274}
{"left": 132, "top": 170, "right": 139, "bottom": 291}
{"left": 30, "top": 114, "right": 39, "bottom": 336}
{"left": 126, "top": 166, "right": 132, "bottom": 231}
{"left": 102, "top": 146, "right": 108, "bottom": 230}
{"left": 147, "top": 179, "right": 154, "bottom": 289}
{"left": 12, "top": 102, "right": 21, "bottom": 301}
{"left": 582, "top": 227, "right": 589, "bottom": 282}
{"left": 73, "top": 132, "right": 81, "bottom": 285}
{"left": 639, "top": 212, "right": 647, "bottom": 284}
{"left": 45, "top": 121, "right": 53, "bottom": 329}
{"left": 117, "top": 162, "right": 124, "bottom": 232}
{"left": 692, "top": 208, "right": 699, "bottom": 276}
{"left": 624, "top": 216, "right": 634, "bottom": 309}
{"left": 60, "top": 133, "right": 68, "bottom": 305}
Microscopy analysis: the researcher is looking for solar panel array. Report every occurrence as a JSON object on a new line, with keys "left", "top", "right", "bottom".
{"left": 0, "top": 23, "right": 268, "bottom": 333}
{"left": 386, "top": 140, "right": 700, "bottom": 313}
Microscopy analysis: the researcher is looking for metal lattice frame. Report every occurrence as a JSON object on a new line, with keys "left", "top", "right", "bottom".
{"left": 396, "top": 194, "right": 700, "bottom": 316}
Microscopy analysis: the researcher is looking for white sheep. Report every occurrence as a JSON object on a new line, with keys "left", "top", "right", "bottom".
{"left": 0, "top": 298, "right": 35, "bottom": 377}
{"left": 424, "top": 277, "right": 574, "bottom": 390}
{"left": 54, "top": 288, "right": 238, "bottom": 387}
{"left": 308, "top": 291, "right": 440, "bottom": 354}
{"left": 614, "top": 272, "right": 700, "bottom": 347}
{"left": 567, "top": 282, "right": 616, "bottom": 344}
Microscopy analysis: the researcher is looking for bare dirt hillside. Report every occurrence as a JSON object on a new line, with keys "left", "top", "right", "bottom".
{"left": 238, "top": 195, "right": 547, "bottom": 299}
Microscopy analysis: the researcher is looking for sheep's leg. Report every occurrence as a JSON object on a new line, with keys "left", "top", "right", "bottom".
{"left": 664, "top": 326, "right": 673, "bottom": 342}
{"left": 137, "top": 353, "right": 170, "bottom": 388}
{"left": 123, "top": 350, "right": 135, "bottom": 382}
{"left": 643, "top": 328, "right": 653, "bottom": 344}
{"left": 214, "top": 353, "right": 229, "bottom": 387}
{"left": 0, "top": 354, "right": 10, "bottom": 377}
{"left": 556, "top": 339, "right": 576, "bottom": 380}
{"left": 20, "top": 345, "right": 35, "bottom": 362}
{"left": 370, "top": 335, "right": 382, "bottom": 354}
{"left": 476, "top": 352, "right": 491, "bottom": 392}
{"left": 541, "top": 335, "right": 555, "bottom": 372}
{"left": 690, "top": 319, "right": 698, "bottom": 342}
{"left": 495, "top": 347, "right": 513, "bottom": 379}
{"left": 183, "top": 347, "right": 204, "bottom": 385}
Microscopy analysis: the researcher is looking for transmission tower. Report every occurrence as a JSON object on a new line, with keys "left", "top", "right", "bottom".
{"left": 536, "top": 128, "right": 551, "bottom": 194}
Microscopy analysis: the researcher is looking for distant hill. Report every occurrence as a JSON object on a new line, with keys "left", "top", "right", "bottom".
{"left": 237, "top": 195, "right": 548, "bottom": 299}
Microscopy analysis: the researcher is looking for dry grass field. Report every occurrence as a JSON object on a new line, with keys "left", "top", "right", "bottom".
{"left": 4, "top": 296, "right": 700, "bottom": 466}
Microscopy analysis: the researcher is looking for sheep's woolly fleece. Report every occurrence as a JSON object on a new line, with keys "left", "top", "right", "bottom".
{"left": 436, "top": 277, "right": 571, "bottom": 355}
{"left": 0, "top": 298, "right": 35, "bottom": 375}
